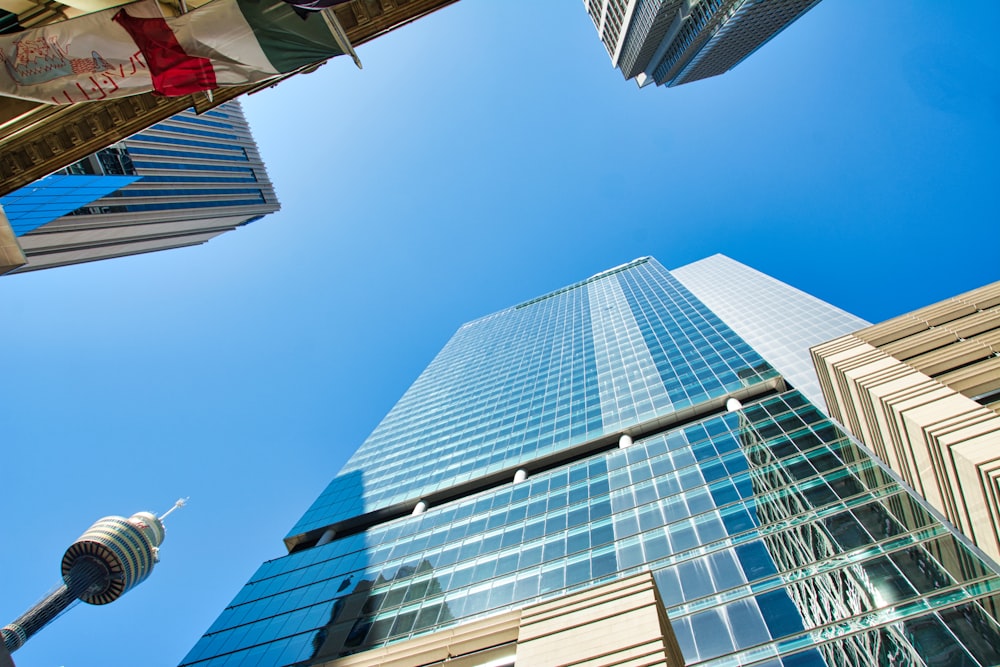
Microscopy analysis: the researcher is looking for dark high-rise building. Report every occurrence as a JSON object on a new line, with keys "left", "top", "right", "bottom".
{"left": 0, "top": 100, "right": 277, "bottom": 273}
{"left": 182, "top": 257, "right": 1000, "bottom": 667}
{"left": 585, "top": 0, "right": 824, "bottom": 88}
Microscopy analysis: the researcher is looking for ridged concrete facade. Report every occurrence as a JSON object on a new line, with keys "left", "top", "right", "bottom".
{"left": 812, "top": 282, "right": 1000, "bottom": 563}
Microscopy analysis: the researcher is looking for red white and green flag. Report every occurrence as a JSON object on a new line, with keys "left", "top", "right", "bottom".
{"left": 0, "top": 0, "right": 353, "bottom": 104}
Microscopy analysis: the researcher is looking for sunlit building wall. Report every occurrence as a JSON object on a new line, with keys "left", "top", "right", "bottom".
{"left": 672, "top": 253, "right": 870, "bottom": 413}
{"left": 0, "top": 0, "right": 459, "bottom": 197}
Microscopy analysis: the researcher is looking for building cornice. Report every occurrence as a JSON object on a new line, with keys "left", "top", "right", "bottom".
{"left": 0, "top": 0, "right": 458, "bottom": 196}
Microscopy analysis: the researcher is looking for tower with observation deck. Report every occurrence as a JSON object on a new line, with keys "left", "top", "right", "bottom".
{"left": 0, "top": 500, "right": 185, "bottom": 660}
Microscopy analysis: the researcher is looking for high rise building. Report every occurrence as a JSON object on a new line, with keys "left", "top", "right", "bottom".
{"left": 182, "top": 257, "right": 1000, "bottom": 667}
{"left": 812, "top": 281, "right": 1000, "bottom": 563}
{"left": 672, "top": 254, "right": 870, "bottom": 413}
{"left": 584, "top": 0, "right": 824, "bottom": 87}
{"left": 0, "top": 100, "right": 278, "bottom": 273}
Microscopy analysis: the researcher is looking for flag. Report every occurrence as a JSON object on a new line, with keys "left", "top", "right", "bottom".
{"left": 0, "top": 0, "right": 348, "bottom": 105}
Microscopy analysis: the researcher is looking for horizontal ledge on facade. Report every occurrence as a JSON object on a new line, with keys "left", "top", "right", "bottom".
{"left": 284, "top": 377, "right": 786, "bottom": 553}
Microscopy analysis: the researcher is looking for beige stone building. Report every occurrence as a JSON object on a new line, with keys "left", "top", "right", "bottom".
{"left": 811, "top": 282, "right": 1000, "bottom": 562}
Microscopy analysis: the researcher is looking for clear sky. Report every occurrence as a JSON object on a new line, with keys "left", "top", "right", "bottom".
{"left": 1, "top": 1, "right": 998, "bottom": 665}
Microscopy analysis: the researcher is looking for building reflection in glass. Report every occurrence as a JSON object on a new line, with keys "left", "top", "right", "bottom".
{"left": 731, "top": 396, "right": 1000, "bottom": 666}
{"left": 186, "top": 393, "right": 1000, "bottom": 667}
{"left": 303, "top": 559, "right": 453, "bottom": 663}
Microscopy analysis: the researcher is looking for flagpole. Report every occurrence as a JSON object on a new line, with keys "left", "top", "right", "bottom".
{"left": 320, "top": 7, "right": 362, "bottom": 69}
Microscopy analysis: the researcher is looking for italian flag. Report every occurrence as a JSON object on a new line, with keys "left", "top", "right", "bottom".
{"left": 0, "top": 0, "right": 352, "bottom": 105}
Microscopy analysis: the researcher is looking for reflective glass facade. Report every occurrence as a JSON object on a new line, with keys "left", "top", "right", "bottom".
{"left": 181, "top": 257, "right": 1000, "bottom": 667}
{"left": 291, "top": 258, "right": 777, "bottom": 537}
{"left": 6, "top": 101, "right": 278, "bottom": 273}
{"left": 0, "top": 174, "right": 140, "bottom": 236}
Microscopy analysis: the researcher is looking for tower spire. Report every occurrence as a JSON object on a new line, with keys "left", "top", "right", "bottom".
{"left": 159, "top": 497, "right": 189, "bottom": 522}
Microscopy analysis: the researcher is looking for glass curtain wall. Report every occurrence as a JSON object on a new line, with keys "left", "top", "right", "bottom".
{"left": 180, "top": 258, "right": 1000, "bottom": 667}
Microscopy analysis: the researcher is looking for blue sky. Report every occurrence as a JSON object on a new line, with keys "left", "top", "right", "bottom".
{"left": 0, "top": 1, "right": 998, "bottom": 665}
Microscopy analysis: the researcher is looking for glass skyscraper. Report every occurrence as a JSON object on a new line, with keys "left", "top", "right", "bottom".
{"left": 1, "top": 100, "right": 278, "bottom": 274}
{"left": 182, "top": 257, "right": 1000, "bottom": 667}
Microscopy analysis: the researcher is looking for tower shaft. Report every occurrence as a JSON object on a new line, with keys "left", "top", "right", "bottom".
{"left": 2, "top": 558, "right": 106, "bottom": 652}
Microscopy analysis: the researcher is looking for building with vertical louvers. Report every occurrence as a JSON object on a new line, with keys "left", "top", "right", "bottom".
{"left": 812, "top": 282, "right": 1000, "bottom": 563}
